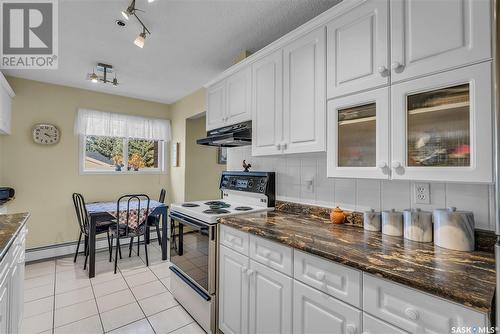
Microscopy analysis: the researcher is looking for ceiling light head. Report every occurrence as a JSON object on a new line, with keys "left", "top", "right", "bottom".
{"left": 121, "top": 0, "right": 136, "bottom": 20}
{"left": 134, "top": 31, "right": 146, "bottom": 48}
{"left": 89, "top": 71, "right": 98, "bottom": 83}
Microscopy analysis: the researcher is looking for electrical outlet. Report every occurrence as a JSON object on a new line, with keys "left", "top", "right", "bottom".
{"left": 414, "top": 183, "right": 430, "bottom": 204}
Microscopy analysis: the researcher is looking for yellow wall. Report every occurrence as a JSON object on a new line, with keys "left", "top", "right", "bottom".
{"left": 167, "top": 88, "right": 207, "bottom": 203}
{"left": 185, "top": 115, "right": 225, "bottom": 201}
{"left": 2, "top": 77, "right": 170, "bottom": 248}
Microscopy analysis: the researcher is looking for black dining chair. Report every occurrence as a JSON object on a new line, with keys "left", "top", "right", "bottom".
{"left": 110, "top": 194, "right": 151, "bottom": 274}
{"left": 146, "top": 188, "right": 166, "bottom": 245}
{"left": 72, "top": 193, "right": 114, "bottom": 269}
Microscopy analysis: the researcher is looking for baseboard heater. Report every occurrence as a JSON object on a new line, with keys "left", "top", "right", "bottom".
{"left": 26, "top": 229, "right": 164, "bottom": 263}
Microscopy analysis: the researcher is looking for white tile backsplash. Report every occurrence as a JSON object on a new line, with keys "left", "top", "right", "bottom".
{"left": 227, "top": 146, "right": 495, "bottom": 230}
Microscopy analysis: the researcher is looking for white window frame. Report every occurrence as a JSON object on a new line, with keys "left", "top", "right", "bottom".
{"left": 79, "top": 135, "right": 166, "bottom": 175}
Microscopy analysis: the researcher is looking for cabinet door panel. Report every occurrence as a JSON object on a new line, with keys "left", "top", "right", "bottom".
{"left": 207, "top": 81, "right": 226, "bottom": 131}
{"left": 391, "top": 0, "right": 491, "bottom": 82}
{"left": 363, "top": 313, "right": 408, "bottom": 334}
{"left": 226, "top": 67, "right": 252, "bottom": 124}
{"left": 219, "top": 245, "right": 249, "bottom": 334}
{"left": 283, "top": 27, "right": 326, "bottom": 154}
{"left": 391, "top": 62, "right": 492, "bottom": 182}
{"left": 327, "top": 87, "right": 390, "bottom": 179}
{"left": 293, "top": 280, "right": 362, "bottom": 334}
{"left": 248, "top": 260, "right": 292, "bottom": 334}
{"left": 252, "top": 50, "right": 283, "bottom": 156}
{"left": 327, "top": 0, "right": 389, "bottom": 98}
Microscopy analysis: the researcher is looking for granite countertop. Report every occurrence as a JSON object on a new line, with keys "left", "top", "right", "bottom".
{"left": 219, "top": 210, "right": 496, "bottom": 314}
{"left": 0, "top": 212, "right": 30, "bottom": 262}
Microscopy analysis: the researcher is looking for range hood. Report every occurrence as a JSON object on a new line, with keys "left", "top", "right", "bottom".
{"left": 197, "top": 121, "right": 252, "bottom": 147}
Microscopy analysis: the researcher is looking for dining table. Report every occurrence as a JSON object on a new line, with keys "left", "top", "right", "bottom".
{"left": 85, "top": 199, "right": 168, "bottom": 278}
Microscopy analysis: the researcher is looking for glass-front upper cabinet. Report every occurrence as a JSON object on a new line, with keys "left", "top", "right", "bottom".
{"left": 327, "top": 87, "right": 390, "bottom": 179}
{"left": 391, "top": 62, "right": 493, "bottom": 183}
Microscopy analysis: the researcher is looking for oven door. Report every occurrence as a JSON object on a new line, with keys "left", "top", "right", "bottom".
{"left": 169, "top": 212, "right": 217, "bottom": 296}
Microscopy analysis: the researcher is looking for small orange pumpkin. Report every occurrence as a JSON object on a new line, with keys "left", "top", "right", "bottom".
{"left": 330, "top": 206, "right": 345, "bottom": 224}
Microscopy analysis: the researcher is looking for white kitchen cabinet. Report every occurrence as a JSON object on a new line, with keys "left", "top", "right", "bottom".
{"left": 0, "top": 225, "right": 26, "bottom": 334}
{"left": 206, "top": 68, "right": 251, "bottom": 131}
{"left": 206, "top": 80, "right": 226, "bottom": 130}
{"left": 219, "top": 245, "right": 249, "bottom": 334}
{"left": 252, "top": 50, "right": 283, "bottom": 156}
{"left": 0, "top": 73, "right": 14, "bottom": 135}
{"left": 226, "top": 67, "right": 252, "bottom": 125}
{"left": 248, "top": 260, "right": 292, "bottom": 334}
{"left": 363, "top": 273, "right": 488, "bottom": 334}
{"left": 327, "top": 87, "right": 390, "bottom": 179}
{"left": 249, "top": 234, "right": 293, "bottom": 276}
{"left": 362, "top": 313, "right": 408, "bottom": 334}
{"left": 293, "top": 280, "right": 362, "bottom": 334}
{"left": 326, "top": 0, "right": 389, "bottom": 99}
{"left": 390, "top": 0, "right": 491, "bottom": 83}
{"left": 283, "top": 27, "right": 326, "bottom": 154}
{"left": 391, "top": 62, "right": 493, "bottom": 183}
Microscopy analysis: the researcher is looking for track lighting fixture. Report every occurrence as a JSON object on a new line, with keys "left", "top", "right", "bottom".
{"left": 134, "top": 28, "right": 147, "bottom": 48}
{"left": 87, "top": 63, "right": 119, "bottom": 86}
{"left": 120, "top": 0, "right": 152, "bottom": 48}
{"left": 121, "top": 0, "right": 135, "bottom": 20}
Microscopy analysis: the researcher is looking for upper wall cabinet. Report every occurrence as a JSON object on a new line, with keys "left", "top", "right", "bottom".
{"left": 283, "top": 27, "right": 326, "bottom": 154}
{"left": 206, "top": 67, "right": 251, "bottom": 131}
{"left": 391, "top": 62, "right": 492, "bottom": 183}
{"left": 327, "top": 87, "right": 390, "bottom": 179}
{"left": 390, "top": 0, "right": 491, "bottom": 83}
{"left": 0, "top": 73, "right": 14, "bottom": 135}
{"left": 252, "top": 50, "right": 283, "bottom": 156}
{"left": 327, "top": 0, "right": 389, "bottom": 99}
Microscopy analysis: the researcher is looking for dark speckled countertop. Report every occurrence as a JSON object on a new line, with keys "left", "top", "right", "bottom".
{"left": 0, "top": 213, "right": 29, "bottom": 262}
{"left": 219, "top": 210, "right": 496, "bottom": 314}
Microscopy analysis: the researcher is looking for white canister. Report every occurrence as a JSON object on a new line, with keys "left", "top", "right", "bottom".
{"left": 403, "top": 208, "right": 432, "bottom": 242}
{"left": 382, "top": 209, "right": 403, "bottom": 236}
{"left": 363, "top": 209, "right": 381, "bottom": 232}
{"left": 433, "top": 207, "right": 475, "bottom": 251}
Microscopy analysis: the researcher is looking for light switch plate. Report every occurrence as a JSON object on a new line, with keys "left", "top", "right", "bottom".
{"left": 414, "top": 183, "right": 430, "bottom": 204}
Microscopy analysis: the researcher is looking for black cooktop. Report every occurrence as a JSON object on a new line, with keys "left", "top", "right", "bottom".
{"left": 182, "top": 203, "right": 200, "bottom": 207}
{"left": 203, "top": 209, "right": 230, "bottom": 215}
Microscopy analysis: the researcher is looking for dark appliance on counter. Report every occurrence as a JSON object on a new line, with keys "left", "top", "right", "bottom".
{"left": 0, "top": 187, "right": 14, "bottom": 205}
{"left": 196, "top": 121, "right": 251, "bottom": 147}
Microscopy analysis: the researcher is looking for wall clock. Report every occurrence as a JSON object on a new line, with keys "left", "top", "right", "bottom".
{"left": 32, "top": 123, "right": 60, "bottom": 145}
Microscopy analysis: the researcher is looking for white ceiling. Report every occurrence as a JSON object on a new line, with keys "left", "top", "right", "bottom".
{"left": 3, "top": 0, "right": 340, "bottom": 104}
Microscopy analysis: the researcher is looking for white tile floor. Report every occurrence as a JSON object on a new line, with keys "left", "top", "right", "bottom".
{"left": 21, "top": 241, "right": 204, "bottom": 334}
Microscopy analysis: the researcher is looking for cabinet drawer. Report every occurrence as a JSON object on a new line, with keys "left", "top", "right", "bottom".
{"left": 250, "top": 235, "right": 292, "bottom": 276}
{"left": 363, "top": 274, "right": 488, "bottom": 333}
{"left": 363, "top": 313, "right": 407, "bottom": 334}
{"left": 294, "top": 250, "right": 361, "bottom": 308}
{"left": 220, "top": 225, "right": 249, "bottom": 256}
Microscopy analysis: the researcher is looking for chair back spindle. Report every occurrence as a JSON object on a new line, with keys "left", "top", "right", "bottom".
{"left": 72, "top": 193, "right": 89, "bottom": 234}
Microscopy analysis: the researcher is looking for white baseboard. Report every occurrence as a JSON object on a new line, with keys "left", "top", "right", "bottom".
{"left": 26, "top": 231, "right": 163, "bottom": 263}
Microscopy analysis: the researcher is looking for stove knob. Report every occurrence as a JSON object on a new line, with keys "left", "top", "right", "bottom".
{"left": 259, "top": 187, "right": 264, "bottom": 192}
{"left": 248, "top": 180, "right": 254, "bottom": 187}
{"left": 260, "top": 179, "right": 265, "bottom": 184}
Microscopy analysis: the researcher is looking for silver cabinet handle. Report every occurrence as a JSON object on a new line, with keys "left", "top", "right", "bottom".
{"left": 282, "top": 142, "right": 288, "bottom": 150}
{"left": 276, "top": 143, "right": 281, "bottom": 150}
{"left": 377, "top": 161, "right": 387, "bottom": 170}
{"left": 246, "top": 269, "right": 254, "bottom": 277}
{"left": 346, "top": 324, "right": 357, "bottom": 334}
{"left": 377, "top": 66, "right": 387, "bottom": 75}
{"left": 404, "top": 307, "right": 419, "bottom": 321}
{"left": 391, "top": 61, "right": 404, "bottom": 71}
{"left": 315, "top": 271, "right": 325, "bottom": 281}
{"left": 391, "top": 161, "right": 402, "bottom": 169}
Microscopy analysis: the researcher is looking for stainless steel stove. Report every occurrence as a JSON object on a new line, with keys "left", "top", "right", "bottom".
{"left": 168, "top": 171, "right": 275, "bottom": 334}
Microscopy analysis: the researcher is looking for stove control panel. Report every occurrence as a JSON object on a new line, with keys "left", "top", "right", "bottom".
{"left": 220, "top": 171, "right": 275, "bottom": 196}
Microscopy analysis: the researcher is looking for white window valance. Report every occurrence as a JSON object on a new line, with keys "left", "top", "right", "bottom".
{"left": 74, "top": 109, "right": 171, "bottom": 141}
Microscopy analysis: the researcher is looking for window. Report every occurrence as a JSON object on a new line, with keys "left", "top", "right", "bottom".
{"left": 82, "top": 136, "right": 164, "bottom": 173}
{"left": 75, "top": 109, "right": 171, "bottom": 174}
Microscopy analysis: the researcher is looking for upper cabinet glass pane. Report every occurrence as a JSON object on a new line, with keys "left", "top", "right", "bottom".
{"left": 338, "top": 103, "right": 376, "bottom": 167}
{"left": 407, "top": 84, "right": 470, "bottom": 167}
